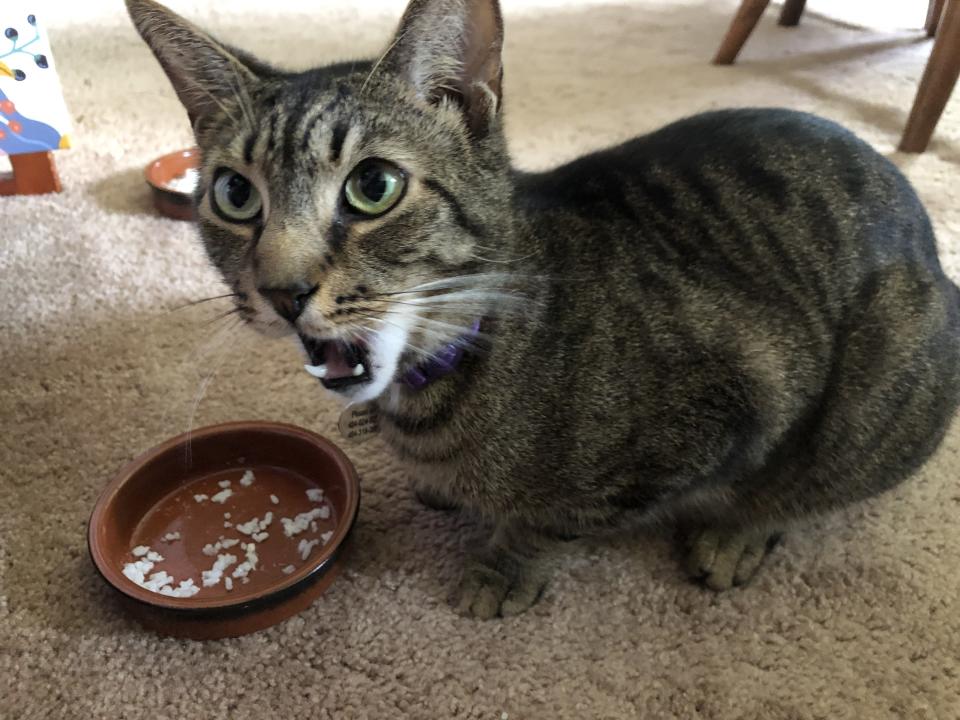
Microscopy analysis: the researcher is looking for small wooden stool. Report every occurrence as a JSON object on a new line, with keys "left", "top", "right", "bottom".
{"left": 0, "top": 150, "right": 61, "bottom": 195}
{"left": 713, "top": 0, "right": 960, "bottom": 153}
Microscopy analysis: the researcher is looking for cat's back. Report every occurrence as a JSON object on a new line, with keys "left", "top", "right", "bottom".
{"left": 517, "top": 108, "right": 942, "bottom": 302}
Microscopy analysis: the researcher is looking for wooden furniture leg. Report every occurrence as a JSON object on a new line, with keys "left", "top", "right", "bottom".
{"left": 779, "top": 0, "right": 807, "bottom": 27}
{"left": 713, "top": 0, "right": 772, "bottom": 65}
{"left": 927, "top": 0, "right": 946, "bottom": 37}
{"left": 0, "top": 151, "right": 62, "bottom": 196}
{"left": 900, "top": 0, "right": 960, "bottom": 152}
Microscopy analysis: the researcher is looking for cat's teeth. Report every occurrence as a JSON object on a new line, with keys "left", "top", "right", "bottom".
{"left": 352, "top": 363, "right": 365, "bottom": 377}
{"left": 304, "top": 364, "right": 328, "bottom": 379}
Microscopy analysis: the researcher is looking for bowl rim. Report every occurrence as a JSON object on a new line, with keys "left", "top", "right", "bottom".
{"left": 88, "top": 420, "right": 360, "bottom": 612}
{"left": 144, "top": 146, "right": 199, "bottom": 195}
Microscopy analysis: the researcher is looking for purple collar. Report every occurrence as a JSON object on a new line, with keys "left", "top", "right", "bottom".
{"left": 401, "top": 319, "right": 482, "bottom": 390}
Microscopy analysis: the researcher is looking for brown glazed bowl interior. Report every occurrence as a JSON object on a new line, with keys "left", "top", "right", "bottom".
{"left": 88, "top": 421, "right": 360, "bottom": 639}
{"left": 144, "top": 147, "right": 199, "bottom": 221}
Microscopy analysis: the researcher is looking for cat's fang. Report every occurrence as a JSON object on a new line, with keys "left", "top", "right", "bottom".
{"left": 352, "top": 364, "right": 365, "bottom": 377}
{"left": 304, "top": 364, "right": 328, "bottom": 379}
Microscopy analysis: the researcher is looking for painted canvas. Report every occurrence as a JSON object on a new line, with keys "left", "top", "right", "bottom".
{"left": 0, "top": 9, "right": 72, "bottom": 157}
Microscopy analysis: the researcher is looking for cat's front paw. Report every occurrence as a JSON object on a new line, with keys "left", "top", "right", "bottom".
{"left": 451, "top": 559, "right": 546, "bottom": 619}
{"left": 684, "top": 526, "right": 783, "bottom": 590}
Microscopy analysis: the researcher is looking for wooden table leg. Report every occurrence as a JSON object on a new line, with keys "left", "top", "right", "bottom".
{"left": 0, "top": 151, "right": 61, "bottom": 196}
{"left": 779, "top": 0, "right": 807, "bottom": 27}
{"left": 714, "top": 0, "right": 773, "bottom": 65}
{"left": 927, "top": 0, "right": 946, "bottom": 37}
{"left": 900, "top": 0, "right": 960, "bottom": 152}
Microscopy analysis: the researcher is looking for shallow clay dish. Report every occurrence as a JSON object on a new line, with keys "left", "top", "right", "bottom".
{"left": 144, "top": 147, "right": 199, "bottom": 221}
{"left": 88, "top": 421, "right": 360, "bottom": 640}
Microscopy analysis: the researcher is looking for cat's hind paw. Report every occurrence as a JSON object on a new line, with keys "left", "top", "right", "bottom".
{"left": 684, "top": 526, "right": 782, "bottom": 591}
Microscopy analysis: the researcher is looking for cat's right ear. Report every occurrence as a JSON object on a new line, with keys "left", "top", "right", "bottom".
{"left": 125, "top": 0, "right": 259, "bottom": 129}
{"left": 381, "top": 0, "right": 504, "bottom": 139}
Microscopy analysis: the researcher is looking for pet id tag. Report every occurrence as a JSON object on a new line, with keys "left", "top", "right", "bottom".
{"left": 338, "top": 402, "right": 381, "bottom": 443}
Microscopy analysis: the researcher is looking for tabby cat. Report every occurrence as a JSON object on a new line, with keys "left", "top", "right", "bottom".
{"left": 127, "top": 0, "right": 960, "bottom": 618}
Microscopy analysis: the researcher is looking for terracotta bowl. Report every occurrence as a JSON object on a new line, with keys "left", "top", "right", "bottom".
{"left": 144, "top": 147, "right": 199, "bottom": 221}
{"left": 88, "top": 421, "right": 360, "bottom": 640}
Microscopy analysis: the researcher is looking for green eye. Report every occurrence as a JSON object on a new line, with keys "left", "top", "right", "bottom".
{"left": 212, "top": 168, "right": 262, "bottom": 222}
{"left": 344, "top": 160, "right": 406, "bottom": 217}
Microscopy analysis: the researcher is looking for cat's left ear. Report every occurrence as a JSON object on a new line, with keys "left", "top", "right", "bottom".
{"left": 382, "top": 0, "right": 504, "bottom": 138}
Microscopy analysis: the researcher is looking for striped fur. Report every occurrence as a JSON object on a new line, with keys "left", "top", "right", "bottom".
{"left": 129, "top": 0, "right": 960, "bottom": 618}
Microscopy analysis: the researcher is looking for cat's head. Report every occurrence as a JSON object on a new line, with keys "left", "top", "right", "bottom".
{"left": 127, "top": 0, "right": 514, "bottom": 403}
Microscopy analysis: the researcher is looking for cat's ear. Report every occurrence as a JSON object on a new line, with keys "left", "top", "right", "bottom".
{"left": 382, "top": 0, "right": 504, "bottom": 138}
{"left": 125, "top": 0, "right": 261, "bottom": 128}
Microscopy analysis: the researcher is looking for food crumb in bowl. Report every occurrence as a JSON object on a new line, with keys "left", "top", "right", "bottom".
{"left": 225, "top": 576, "right": 233, "bottom": 591}
{"left": 166, "top": 167, "right": 199, "bottom": 193}
{"left": 162, "top": 532, "right": 181, "bottom": 542}
{"left": 270, "top": 494, "right": 279, "bottom": 505}
{"left": 240, "top": 470, "right": 255, "bottom": 486}
{"left": 212, "top": 488, "right": 233, "bottom": 504}
{"left": 306, "top": 488, "right": 324, "bottom": 502}
{"left": 235, "top": 511, "right": 273, "bottom": 536}
{"left": 201, "top": 553, "right": 238, "bottom": 587}
{"left": 145, "top": 550, "right": 165, "bottom": 562}
{"left": 193, "top": 494, "right": 208, "bottom": 503}
{"left": 298, "top": 538, "right": 320, "bottom": 560}
{"left": 224, "top": 512, "right": 231, "bottom": 519}
{"left": 281, "top": 507, "right": 327, "bottom": 537}
{"left": 282, "top": 564, "right": 296, "bottom": 575}
{"left": 252, "top": 531, "right": 269, "bottom": 542}
{"left": 321, "top": 530, "right": 334, "bottom": 545}
{"left": 132, "top": 545, "right": 150, "bottom": 557}
{"left": 218, "top": 480, "right": 231, "bottom": 489}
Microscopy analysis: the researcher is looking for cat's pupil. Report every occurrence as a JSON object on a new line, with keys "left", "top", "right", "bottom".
{"left": 226, "top": 174, "right": 251, "bottom": 208}
{"left": 358, "top": 166, "right": 387, "bottom": 202}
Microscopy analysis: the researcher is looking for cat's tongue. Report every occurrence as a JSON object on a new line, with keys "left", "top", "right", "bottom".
{"left": 301, "top": 335, "right": 370, "bottom": 389}
{"left": 323, "top": 342, "right": 364, "bottom": 380}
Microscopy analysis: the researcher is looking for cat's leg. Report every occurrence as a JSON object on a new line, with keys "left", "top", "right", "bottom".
{"left": 682, "top": 270, "right": 960, "bottom": 591}
{"left": 452, "top": 520, "right": 556, "bottom": 619}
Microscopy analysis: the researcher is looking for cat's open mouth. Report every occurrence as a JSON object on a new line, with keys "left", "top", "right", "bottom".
{"left": 299, "top": 334, "right": 372, "bottom": 390}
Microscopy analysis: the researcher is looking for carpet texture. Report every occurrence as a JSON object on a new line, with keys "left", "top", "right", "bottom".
{"left": 2, "top": 1, "right": 959, "bottom": 718}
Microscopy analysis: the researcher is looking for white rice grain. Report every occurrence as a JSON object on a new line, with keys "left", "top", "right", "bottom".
{"left": 280, "top": 508, "right": 325, "bottom": 538}
{"left": 270, "top": 494, "right": 279, "bottom": 505}
{"left": 131, "top": 545, "right": 150, "bottom": 557}
{"left": 282, "top": 564, "right": 296, "bottom": 574}
{"left": 145, "top": 551, "right": 164, "bottom": 563}
{"left": 306, "top": 488, "right": 324, "bottom": 502}
{"left": 298, "top": 538, "right": 320, "bottom": 560}
{"left": 201, "top": 553, "right": 238, "bottom": 587}
{"left": 225, "top": 577, "right": 233, "bottom": 591}
{"left": 218, "top": 480, "right": 232, "bottom": 489}
{"left": 320, "top": 530, "right": 334, "bottom": 545}
{"left": 211, "top": 488, "right": 233, "bottom": 504}
{"left": 193, "top": 494, "right": 208, "bottom": 503}
{"left": 162, "top": 532, "right": 181, "bottom": 542}
{"left": 240, "top": 470, "right": 255, "bottom": 487}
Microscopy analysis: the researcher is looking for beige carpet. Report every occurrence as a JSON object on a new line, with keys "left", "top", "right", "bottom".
{"left": 3, "top": 1, "right": 959, "bottom": 717}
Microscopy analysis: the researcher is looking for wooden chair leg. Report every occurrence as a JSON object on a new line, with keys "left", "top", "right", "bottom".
{"left": 713, "top": 0, "right": 773, "bottom": 65}
{"left": 779, "top": 0, "right": 807, "bottom": 27}
{"left": 900, "top": 0, "right": 960, "bottom": 152}
{"left": 927, "top": 0, "right": 946, "bottom": 37}
{"left": 0, "top": 151, "right": 62, "bottom": 195}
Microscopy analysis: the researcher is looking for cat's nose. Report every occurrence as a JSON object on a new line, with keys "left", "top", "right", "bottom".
{"left": 259, "top": 283, "right": 318, "bottom": 323}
